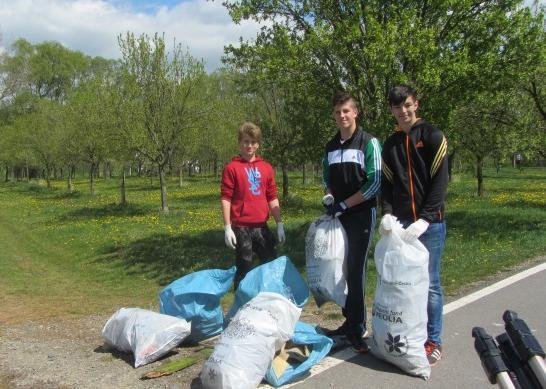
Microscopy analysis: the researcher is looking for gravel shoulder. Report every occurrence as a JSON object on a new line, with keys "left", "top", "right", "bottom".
{"left": 0, "top": 306, "right": 339, "bottom": 389}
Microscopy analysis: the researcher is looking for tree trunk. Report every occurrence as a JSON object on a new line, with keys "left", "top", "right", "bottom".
{"left": 302, "top": 163, "right": 306, "bottom": 184}
{"left": 179, "top": 166, "right": 183, "bottom": 187}
{"left": 138, "top": 160, "right": 143, "bottom": 177}
{"left": 281, "top": 163, "right": 289, "bottom": 199}
{"left": 476, "top": 155, "right": 484, "bottom": 196}
{"left": 67, "top": 165, "right": 74, "bottom": 193}
{"left": 213, "top": 157, "right": 219, "bottom": 179}
{"left": 90, "top": 162, "right": 96, "bottom": 195}
{"left": 4, "top": 164, "right": 8, "bottom": 182}
{"left": 25, "top": 162, "right": 30, "bottom": 182}
{"left": 45, "top": 166, "right": 51, "bottom": 189}
{"left": 120, "top": 167, "right": 127, "bottom": 206}
{"left": 448, "top": 150, "right": 456, "bottom": 181}
{"left": 159, "top": 165, "right": 169, "bottom": 213}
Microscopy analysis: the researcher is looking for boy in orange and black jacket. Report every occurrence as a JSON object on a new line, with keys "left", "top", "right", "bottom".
{"left": 381, "top": 84, "right": 448, "bottom": 367}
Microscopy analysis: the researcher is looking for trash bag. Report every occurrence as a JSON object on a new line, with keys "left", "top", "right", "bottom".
{"left": 159, "top": 266, "right": 236, "bottom": 342}
{"left": 265, "top": 321, "right": 333, "bottom": 387}
{"left": 226, "top": 256, "right": 308, "bottom": 322}
{"left": 102, "top": 307, "right": 191, "bottom": 368}
{"left": 201, "top": 292, "right": 301, "bottom": 389}
{"left": 371, "top": 214, "right": 431, "bottom": 379}
{"left": 305, "top": 215, "right": 348, "bottom": 307}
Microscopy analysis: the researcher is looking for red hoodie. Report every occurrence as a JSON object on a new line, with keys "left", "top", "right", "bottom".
{"left": 221, "top": 155, "right": 278, "bottom": 227}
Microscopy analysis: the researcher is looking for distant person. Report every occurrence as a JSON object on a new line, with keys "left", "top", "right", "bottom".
{"left": 322, "top": 91, "right": 382, "bottom": 353}
{"left": 381, "top": 84, "right": 449, "bottom": 366}
{"left": 220, "top": 122, "right": 285, "bottom": 289}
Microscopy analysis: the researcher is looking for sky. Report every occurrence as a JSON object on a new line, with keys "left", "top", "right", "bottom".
{"left": 0, "top": 1, "right": 543, "bottom": 73}
{"left": 0, "top": 0, "right": 263, "bottom": 72}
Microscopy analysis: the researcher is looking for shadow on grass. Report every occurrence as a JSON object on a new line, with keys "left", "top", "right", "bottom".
{"left": 170, "top": 192, "right": 220, "bottom": 204}
{"left": 483, "top": 172, "right": 543, "bottom": 180}
{"left": 447, "top": 209, "right": 544, "bottom": 239}
{"left": 51, "top": 190, "right": 82, "bottom": 199}
{"left": 95, "top": 224, "right": 311, "bottom": 286}
{"left": 57, "top": 203, "right": 151, "bottom": 221}
{"left": 96, "top": 230, "right": 232, "bottom": 285}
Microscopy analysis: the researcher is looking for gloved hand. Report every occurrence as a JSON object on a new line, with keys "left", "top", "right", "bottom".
{"left": 379, "top": 214, "right": 397, "bottom": 235}
{"left": 326, "top": 201, "right": 348, "bottom": 218}
{"left": 224, "top": 224, "right": 237, "bottom": 249}
{"left": 322, "top": 193, "right": 334, "bottom": 209}
{"left": 277, "top": 222, "right": 286, "bottom": 244}
{"left": 401, "top": 219, "right": 429, "bottom": 242}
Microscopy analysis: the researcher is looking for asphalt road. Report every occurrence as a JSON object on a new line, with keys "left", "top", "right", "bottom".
{"left": 289, "top": 261, "right": 546, "bottom": 389}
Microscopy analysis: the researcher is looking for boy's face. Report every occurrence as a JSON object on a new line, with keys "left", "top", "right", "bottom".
{"left": 239, "top": 134, "right": 259, "bottom": 161}
{"left": 334, "top": 100, "right": 358, "bottom": 132}
{"left": 390, "top": 96, "right": 419, "bottom": 129}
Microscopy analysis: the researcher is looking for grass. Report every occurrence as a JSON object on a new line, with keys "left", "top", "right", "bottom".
{"left": 0, "top": 167, "right": 544, "bottom": 324}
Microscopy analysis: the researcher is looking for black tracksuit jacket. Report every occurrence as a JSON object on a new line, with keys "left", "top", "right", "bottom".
{"left": 381, "top": 119, "right": 448, "bottom": 223}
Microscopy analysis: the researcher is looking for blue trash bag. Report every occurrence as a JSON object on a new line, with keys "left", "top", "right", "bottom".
{"left": 265, "top": 321, "right": 334, "bottom": 387}
{"left": 226, "top": 256, "right": 309, "bottom": 321}
{"left": 159, "top": 266, "right": 236, "bottom": 342}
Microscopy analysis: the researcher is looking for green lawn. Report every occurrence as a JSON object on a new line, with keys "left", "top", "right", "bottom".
{"left": 0, "top": 167, "right": 544, "bottom": 323}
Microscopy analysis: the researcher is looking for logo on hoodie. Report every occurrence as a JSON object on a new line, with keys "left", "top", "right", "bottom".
{"left": 245, "top": 167, "right": 261, "bottom": 195}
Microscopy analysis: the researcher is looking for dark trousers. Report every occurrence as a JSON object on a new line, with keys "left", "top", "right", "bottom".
{"left": 339, "top": 207, "right": 376, "bottom": 336}
{"left": 233, "top": 225, "right": 277, "bottom": 289}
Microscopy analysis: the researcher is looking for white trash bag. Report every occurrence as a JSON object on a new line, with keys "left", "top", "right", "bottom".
{"left": 102, "top": 307, "right": 191, "bottom": 368}
{"left": 371, "top": 214, "right": 431, "bottom": 379}
{"left": 305, "top": 215, "right": 348, "bottom": 307}
{"left": 200, "top": 292, "right": 301, "bottom": 389}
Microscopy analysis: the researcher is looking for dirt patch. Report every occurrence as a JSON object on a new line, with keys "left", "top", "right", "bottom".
{"left": 0, "top": 304, "right": 342, "bottom": 389}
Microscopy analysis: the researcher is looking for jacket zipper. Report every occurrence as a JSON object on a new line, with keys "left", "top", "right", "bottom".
{"left": 405, "top": 135, "right": 418, "bottom": 221}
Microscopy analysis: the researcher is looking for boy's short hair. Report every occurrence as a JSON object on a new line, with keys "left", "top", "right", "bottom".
{"left": 388, "top": 84, "right": 418, "bottom": 106}
{"left": 238, "top": 122, "right": 262, "bottom": 144}
{"left": 332, "top": 90, "right": 357, "bottom": 109}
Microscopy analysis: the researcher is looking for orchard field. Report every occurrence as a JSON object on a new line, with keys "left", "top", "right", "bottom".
{"left": 1, "top": 167, "right": 545, "bottom": 325}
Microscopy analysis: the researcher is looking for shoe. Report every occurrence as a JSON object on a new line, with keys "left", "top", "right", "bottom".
{"left": 325, "top": 322, "right": 348, "bottom": 337}
{"left": 425, "top": 340, "right": 442, "bottom": 366}
{"left": 347, "top": 334, "right": 369, "bottom": 353}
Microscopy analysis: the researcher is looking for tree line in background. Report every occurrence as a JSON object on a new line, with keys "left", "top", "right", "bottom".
{"left": 0, "top": 0, "right": 544, "bottom": 210}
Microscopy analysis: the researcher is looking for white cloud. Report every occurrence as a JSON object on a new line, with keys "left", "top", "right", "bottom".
{"left": 0, "top": 0, "right": 262, "bottom": 71}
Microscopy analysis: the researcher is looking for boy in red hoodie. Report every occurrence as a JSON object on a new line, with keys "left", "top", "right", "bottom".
{"left": 220, "top": 122, "right": 285, "bottom": 289}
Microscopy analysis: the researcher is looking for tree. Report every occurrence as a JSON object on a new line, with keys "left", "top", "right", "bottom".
{"left": 15, "top": 98, "right": 64, "bottom": 188}
{"left": 449, "top": 91, "right": 521, "bottom": 195}
{"left": 66, "top": 77, "right": 112, "bottom": 195}
{"left": 117, "top": 32, "right": 206, "bottom": 213}
{"left": 224, "top": 27, "right": 333, "bottom": 197}
{"left": 223, "top": 0, "right": 545, "bottom": 153}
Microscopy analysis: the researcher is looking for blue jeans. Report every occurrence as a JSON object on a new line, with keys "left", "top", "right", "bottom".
{"left": 418, "top": 221, "right": 446, "bottom": 345}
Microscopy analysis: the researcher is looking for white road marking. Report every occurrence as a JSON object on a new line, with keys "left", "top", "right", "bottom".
{"left": 443, "top": 261, "right": 546, "bottom": 315}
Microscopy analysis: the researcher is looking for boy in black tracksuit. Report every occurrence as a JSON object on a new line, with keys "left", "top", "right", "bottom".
{"left": 322, "top": 91, "right": 382, "bottom": 353}
{"left": 381, "top": 84, "right": 448, "bottom": 366}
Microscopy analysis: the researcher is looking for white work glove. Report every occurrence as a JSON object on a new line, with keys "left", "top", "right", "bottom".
{"left": 401, "top": 219, "right": 429, "bottom": 242}
{"left": 224, "top": 224, "right": 237, "bottom": 249}
{"left": 379, "top": 214, "right": 397, "bottom": 235}
{"left": 322, "top": 193, "right": 335, "bottom": 208}
{"left": 277, "top": 222, "right": 286, "bottom": 244}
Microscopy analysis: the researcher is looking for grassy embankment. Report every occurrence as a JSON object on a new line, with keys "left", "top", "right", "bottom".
{"left": 0, "top": 167, "right": 544, "bottom": 324}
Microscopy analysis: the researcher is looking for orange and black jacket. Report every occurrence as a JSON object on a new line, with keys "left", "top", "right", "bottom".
{"left": 381, "top": 119, "right": 448, "bottom": 224}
